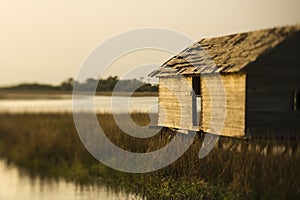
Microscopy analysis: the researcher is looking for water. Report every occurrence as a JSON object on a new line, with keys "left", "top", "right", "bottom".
{"left": 0, "top": 96, "right": 158, "bottom": 113}
{"left": 0, "top": 96, "right": 154, "bottom": 199}
{"left": 0, "top": 160, "right": 138, "bottom": 200}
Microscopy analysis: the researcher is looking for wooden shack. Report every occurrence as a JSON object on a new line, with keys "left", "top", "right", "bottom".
{"left": 149, "top": 25, "right": 300, "bottom": 138}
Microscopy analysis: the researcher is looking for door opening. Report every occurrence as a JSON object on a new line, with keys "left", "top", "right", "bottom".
{"left": 192, "top": 77, "right": 201, "bottom": 126}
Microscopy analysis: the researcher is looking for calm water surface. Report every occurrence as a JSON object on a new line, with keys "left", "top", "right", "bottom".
{"left": 0, "top": 95, "right": 150, "bottom": 199}
{"left": 0, "top": 96, "right": 158, "bottom": 113}
{"left": 0, "top": 160, "right": 139, "bottom": 200}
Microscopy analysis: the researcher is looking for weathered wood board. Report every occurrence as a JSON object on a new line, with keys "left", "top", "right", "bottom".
{"left": 201, "top": 74, "right": 246, "bottom": 137}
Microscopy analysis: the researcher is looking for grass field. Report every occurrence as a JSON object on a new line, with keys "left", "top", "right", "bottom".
{"left": 0, "top": 113, "right": 299, "bottom": 199}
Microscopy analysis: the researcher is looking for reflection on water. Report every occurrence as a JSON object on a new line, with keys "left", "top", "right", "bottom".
{"left": 0, "top": 96, "right": 158, "bottom": 113}
{"left": 0, "top": 160, "right": 137, "bottom": 200}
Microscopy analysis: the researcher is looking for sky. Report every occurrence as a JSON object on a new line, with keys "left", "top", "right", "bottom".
{"left": 0, "top": 0, "right": 300, "bottom": 86}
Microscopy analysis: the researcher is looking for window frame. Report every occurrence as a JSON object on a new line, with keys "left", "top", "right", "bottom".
{"left": 192, "top": 76, "right": 201, "bottom": 97}
{"left": 293, "top": 90, "right": 300, "bottom": 112}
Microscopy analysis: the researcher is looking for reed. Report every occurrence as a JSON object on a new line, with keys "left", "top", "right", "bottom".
{"left": 0, "top": 113, "right": 299, "bottom": 199}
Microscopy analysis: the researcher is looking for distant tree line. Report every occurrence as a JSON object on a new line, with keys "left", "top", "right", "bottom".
{"left": 0, "top": 83, "right": 59, "bottom": 91}
{"left": 1, "top": 76, "right": 158, "bottom": 92}
{"left": 76, "top": 76, "right": 158, "bottom": 92}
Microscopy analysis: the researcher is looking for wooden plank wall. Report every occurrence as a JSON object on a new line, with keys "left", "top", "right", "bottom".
{"left": 158, "top": 77, "right": 195, "bottom": 130}
{"left": 246, "top": 32, "right": 300, "bottom": 137}
{"left": 201, "top": 74, "right": 246, "bottom": 137}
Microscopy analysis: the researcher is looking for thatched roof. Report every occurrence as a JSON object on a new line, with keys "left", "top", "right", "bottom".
{"left": 149, "top": 24, "right": 300, "bottom": 77}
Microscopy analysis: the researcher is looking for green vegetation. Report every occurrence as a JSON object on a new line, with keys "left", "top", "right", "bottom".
{"left": 0, "top": 113, "right": 299, "bottom": 199}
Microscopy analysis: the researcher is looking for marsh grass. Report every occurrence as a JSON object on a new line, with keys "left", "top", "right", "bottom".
{"left": 0, "top": 113, "right": 299, "bottom": 199}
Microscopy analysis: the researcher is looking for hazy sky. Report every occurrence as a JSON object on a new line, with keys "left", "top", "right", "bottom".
{"left": 1, "top": 0, "right": 300, "bottom": 86}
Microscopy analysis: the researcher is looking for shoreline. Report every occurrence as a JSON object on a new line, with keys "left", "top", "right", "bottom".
{"left": 0, "top": 90, "right": 158, "bottom": 100}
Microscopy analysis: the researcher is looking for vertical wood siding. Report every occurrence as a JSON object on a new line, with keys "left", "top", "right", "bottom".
{"left": 158, "top": 77, "right": 195, "bottom": 130}
{"left": 201, "top": 74, "right": 246, "bottom": 137}
{"left": 246, "top": 33, "right": 300, "bottom": 137}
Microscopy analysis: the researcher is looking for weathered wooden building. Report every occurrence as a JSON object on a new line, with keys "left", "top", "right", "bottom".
{"left": 149, "top": 25, "right": 300, "bottom": 138}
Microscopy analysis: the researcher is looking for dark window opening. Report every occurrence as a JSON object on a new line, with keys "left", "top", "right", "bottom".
{"left": 294, "top": 90, "right": 300, "bottom": 111}
{"left": 192, "top": 76, "right": 201, "bottom": 96}
{"left": 192, "top": 76, "right": 201, "bottom": 126}
{"left": 293, "top": 90, "right": 300, "bottom": 111}
{"left": 297, "top": 92, "right": 300, "bottom": 110}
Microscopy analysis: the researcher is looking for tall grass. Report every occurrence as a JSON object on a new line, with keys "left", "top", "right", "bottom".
{"left": 0, "top": 113, "right": 299, "bottom": 199}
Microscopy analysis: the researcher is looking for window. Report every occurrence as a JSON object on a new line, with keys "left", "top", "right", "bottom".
{"left": 192, "top": 77, "right": 201, "bottom": 126}
{"left": 293, "top": 90, "right": 300, "bottom": 111}
{"left": 297, "top": 92, "right": 300, "bottom": 110}
{"left": 192, "top": 77, "right": 201, "bottom": 96}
